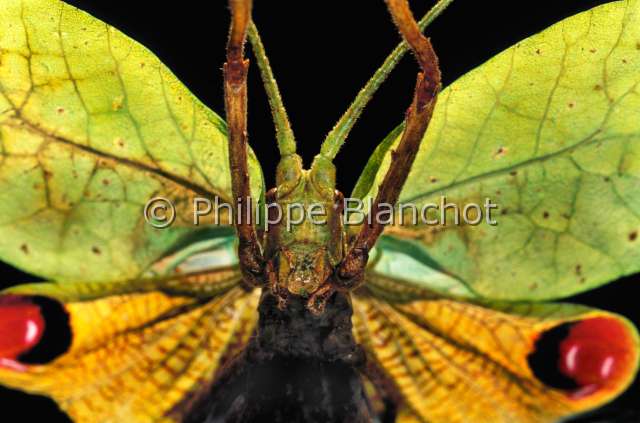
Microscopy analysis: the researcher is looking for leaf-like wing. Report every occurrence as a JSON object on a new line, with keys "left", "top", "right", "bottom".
{"left": 0, "top": 279, "right": 259, "bottom": 423}
{"left": 0, "top": 0, "right": 263, "bottom": 282}
{"left": 354, "top": 0, "right": 640, "bottom": 300}
{"left": 352, "top": 284, "right": 639, "bottom": 423}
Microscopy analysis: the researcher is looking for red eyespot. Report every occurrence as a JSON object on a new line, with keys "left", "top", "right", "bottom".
{"left": 528, "top": 317, "right": 636, "bottom": 399}
{"left": 558, "top": 317, "right": 634, "bottom": 398}
{"left": 0, "top": 295, "right": 45, "bottom": 360}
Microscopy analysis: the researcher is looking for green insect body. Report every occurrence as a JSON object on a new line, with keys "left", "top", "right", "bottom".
{"left": 266, "top": 154, "right": 344, "bottom": 302}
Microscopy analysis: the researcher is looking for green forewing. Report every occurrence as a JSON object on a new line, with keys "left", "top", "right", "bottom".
{"left": 0, "top": 0, "right": 262, "bottom": 282}
{"left": 357, "top": 0, "right": 640, "bottom": 300}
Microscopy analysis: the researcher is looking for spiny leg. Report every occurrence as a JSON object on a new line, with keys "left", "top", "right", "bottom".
{"left": 224, "top": 0, "right": 264, "bottom": 286}
{"left": 337, "top": 0, "right": 442, "bottom": 286}
{"left": 320, "top": 0, "right": 453, "bottom": 160}
{"left": 247, "top": 22, "right": 297, "bottom": 156}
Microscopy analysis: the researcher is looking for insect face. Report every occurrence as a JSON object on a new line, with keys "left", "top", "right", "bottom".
{"left": 265, "top": 154, "right": 345, "bottom": 301}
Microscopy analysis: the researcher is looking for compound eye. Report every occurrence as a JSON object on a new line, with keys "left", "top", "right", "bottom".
{"left": 276, "top": 154, "right": 303, "bottom": 191}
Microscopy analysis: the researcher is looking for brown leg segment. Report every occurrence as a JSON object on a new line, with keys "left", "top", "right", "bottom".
{"left": 337, "top": 0, "right": 442, "bottom": 286}
{"left": 224, "top": 0, "right": 264, "bottom": 286}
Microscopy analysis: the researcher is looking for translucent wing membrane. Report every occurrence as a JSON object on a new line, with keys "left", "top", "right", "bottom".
{"left": 0, "top": 0, "right": 263, "bottom": 282}
{"left": 354, "top": 0, "right": 640, "bottom": 300}
{"left": 0, "top": 279, "right": 259, "bottom": 423}
{"left": 353, "top": 282, "right": 639, "bottom": 423}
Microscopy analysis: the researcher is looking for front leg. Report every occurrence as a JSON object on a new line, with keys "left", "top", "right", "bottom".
{"left": 306, "top": 283, "right": 336, "bottom": 315}
{"left": 307, "top": 246, "right": 367, "bottom": 315}
{"left": 224, "top": 0, "right": 264, "bottom": 286}
{"left": 266, "top": 260, "right": 289, "bottom": 310}
{"left": 338, "top": 0, "right": 441, "bottom": 285}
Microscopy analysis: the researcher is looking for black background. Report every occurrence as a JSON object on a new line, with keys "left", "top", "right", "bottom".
{"left": 0, "top": 1, "right": 638, "bottom": 422}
